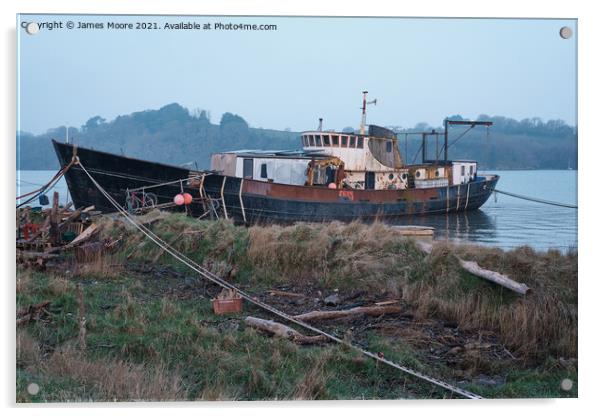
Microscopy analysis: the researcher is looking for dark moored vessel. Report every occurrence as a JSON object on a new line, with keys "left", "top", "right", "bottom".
{"left": 53, "top": 94, "right": 498, "bottom": 224}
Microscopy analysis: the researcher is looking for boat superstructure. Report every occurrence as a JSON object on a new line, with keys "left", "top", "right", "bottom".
{"left": 52, "top": 92, "right": 499, "bottom": 224}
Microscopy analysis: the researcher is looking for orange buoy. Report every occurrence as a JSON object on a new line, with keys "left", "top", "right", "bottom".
{"left": 182, "top": 193, "right": 193, "bottom": 205}
{"left": 173, "top": 194, "right": 185, "bottom": 205}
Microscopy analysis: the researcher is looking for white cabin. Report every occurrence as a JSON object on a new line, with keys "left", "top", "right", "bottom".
{"left": 210, "top": 126, "right": 479, "bottom": 190}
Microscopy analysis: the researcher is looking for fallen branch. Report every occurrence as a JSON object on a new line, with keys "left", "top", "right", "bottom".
{"left": 459, "top": 259, "right": 531, "bottom": 295}
{"left": 415, "top": 241, "right": 531, "bottom": 295}
{"left": 244, "top": 316, "right": 328, "bottom": 344}
{"left": 294, "top": 305, "right": 402, "bottom": 322}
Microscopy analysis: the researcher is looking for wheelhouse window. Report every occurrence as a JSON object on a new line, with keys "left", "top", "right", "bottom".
{"left": 341, "top": 136, "right": 348, "bottom": 147}
{"left": 349, "top": 136, "right": 356, "bottom": 148}
{"left": 323, "top": 135, "right": 331, "bottom": 146}
{"left": 260, "top": 163, "right": 268, "bottom": 179}
{"left": 461, "top": 165, "right": 466, "bottom": 176}
{"left": 357, "top": 137, "right": 364, "bottom": 149}
{"left": 243, "top": 158, "right": 253, "bottom": 179}
{"left": 314, "top": 135, "right": 322, "bottom": 146}
{"left": 386, "top": 140, "right": 392, "bottom": 153}
{"left": 309, "top": 135, "right": 315, "bottom": 146}
{"left": 332, "top": 135, "right": 339, "bottom": 146}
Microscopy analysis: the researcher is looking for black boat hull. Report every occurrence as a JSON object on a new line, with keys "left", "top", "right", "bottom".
{"left": 53, "top": 140, "right": 498, "bottom": 224}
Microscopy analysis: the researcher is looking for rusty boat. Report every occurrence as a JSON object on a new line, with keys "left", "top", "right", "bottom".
{"left": 53, "top": 93, "right": 499, "bottom": 224}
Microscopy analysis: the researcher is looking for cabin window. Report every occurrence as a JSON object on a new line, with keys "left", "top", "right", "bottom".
{"left": 323, "top": 135, "right": 331, "bottom": 146}
{"left": 308, "top": 136, "right": 315, "bottom": 146}
{"left": 332, "top": 135, "right": 339, "bottom": 146}
{"left": 386, "top": 140, "right": 392, "bottom": 153}
{"left": 470, "top": 165, "right": 474, "bottom": 175}
{"left": 260, "top": 163, "right": 268, "bottom": 179}
{"left": 342, "top": 136, "right": 348, "bottom": 147}
{"left": 314, "top": 135, "right": 322, "bottom": 146}
{"left": 461, "top": 166, "right": 466, "bottom": 176}
{"left": 349, "top": 136, "right": 356, "bottom": 148}
{"left": 243, "top": 158, "right": 253, "bottom": 179}
{"left": 365, "top": 172, "right": 375, "bottom": 190}
{"left": 357, "top": 137, "right": 364, "bottom": 148}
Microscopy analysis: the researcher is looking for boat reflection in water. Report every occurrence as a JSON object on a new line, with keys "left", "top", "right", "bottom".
{"left": 389, "top": 209, "right": 497, "bottom": 246}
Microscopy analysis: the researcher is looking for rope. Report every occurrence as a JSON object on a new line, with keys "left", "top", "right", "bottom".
{"left": 493, "top": 189, "right": 577, "bottom": 209}
{"left": 75, "top": 157, "right": 483, "bottom": 400}
{"left": 16, "top": 162, "right": 73, "bottom": 208}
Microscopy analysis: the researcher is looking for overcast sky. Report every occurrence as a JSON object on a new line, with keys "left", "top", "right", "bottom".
{"left": 17, "top": 15, "right": 576, "bottom": 134}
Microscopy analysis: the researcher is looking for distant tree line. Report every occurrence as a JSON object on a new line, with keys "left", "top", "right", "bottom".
{"left": 16, "top": 103, "right": 577, "bottom": 170}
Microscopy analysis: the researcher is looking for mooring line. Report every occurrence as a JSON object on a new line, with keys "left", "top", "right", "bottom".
{"left": 493, "top": 189, "right": 577, "bottom": 209}
{"left": 76, "top": 158, "right": 483, "bottom": 399}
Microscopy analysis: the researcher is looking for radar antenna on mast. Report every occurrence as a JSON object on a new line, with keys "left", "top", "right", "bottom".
{"left": 359, "top": 91, "right": 377, "bottom": 135}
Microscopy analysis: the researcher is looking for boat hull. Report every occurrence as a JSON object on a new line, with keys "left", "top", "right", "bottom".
{"left": 53, "top": 141, "right": 498, "bottom": 224}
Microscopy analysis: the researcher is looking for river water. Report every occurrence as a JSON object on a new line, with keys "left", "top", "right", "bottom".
{"left": 16, "top": 170, "right": 577, "bottom": 252}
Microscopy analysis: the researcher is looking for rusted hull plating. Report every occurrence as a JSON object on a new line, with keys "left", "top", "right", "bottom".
{"left": 53, "top": 141, "right": 498, "bottom": 224}
{"left": 202, "top": 173, "right": 498, "bottom": 223}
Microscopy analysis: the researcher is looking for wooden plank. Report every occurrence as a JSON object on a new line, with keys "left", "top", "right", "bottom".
{"left": 65, "top": 223, "right": 99, "bottom": 247}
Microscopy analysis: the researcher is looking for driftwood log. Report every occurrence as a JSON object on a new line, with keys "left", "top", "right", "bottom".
{"left": 244, "top": 316, "right": 328, "bottom": 344}
{"left": 415, "top": 241, "right": 531, "bottom": 295}
{"left": 294, "top": 305, "right": 402, "bottom": 322}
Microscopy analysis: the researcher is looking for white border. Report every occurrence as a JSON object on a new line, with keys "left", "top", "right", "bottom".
{"left": 2, "top": 1, "right": 600, "bottom": 415}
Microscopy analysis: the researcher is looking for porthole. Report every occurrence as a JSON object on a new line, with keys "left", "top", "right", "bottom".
{"left": 435, "top": 170, "right": 439, "bottom": 177}
{"left": 416, "top": 171, "right": 421, "bottom": 178}
{"left": 389, "top": 173, "right": 394, "bottom": 180}
{"left": 402, "top": 173, "right": 407, "bottom": 180}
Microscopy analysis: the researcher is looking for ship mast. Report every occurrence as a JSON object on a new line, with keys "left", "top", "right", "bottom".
{"left": 359, "top": 91, "right": 376, "bottom": 135}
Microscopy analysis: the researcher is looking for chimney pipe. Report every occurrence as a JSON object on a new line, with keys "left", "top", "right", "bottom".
{"left": 318, "top": 118, "right": 323, "bottom": 131}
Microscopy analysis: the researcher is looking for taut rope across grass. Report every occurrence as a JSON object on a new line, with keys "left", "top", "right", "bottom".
{"left": 75, "top": 156, "right": 483, "bottom": 399}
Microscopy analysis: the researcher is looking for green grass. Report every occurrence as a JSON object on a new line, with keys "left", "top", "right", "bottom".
{"left": 16, "top": 214, "right": 578, "bottom": 401}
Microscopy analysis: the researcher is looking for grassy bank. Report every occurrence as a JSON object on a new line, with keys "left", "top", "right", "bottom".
{"left": 16, "top": 214, "right": 578, "bottom": 401}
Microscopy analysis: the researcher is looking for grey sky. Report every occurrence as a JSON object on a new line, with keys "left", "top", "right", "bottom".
{"left": 17, "top": 15, "right": 576, "bottom": 134}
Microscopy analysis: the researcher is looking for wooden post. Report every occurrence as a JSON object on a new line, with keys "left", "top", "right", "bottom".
{"left": 49, "top": 192, "right": 60, "bottom": 245}
{"left": 76, "top": 284, "right": 87, "bottom": 351}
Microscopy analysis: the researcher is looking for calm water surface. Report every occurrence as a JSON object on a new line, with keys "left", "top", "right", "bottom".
{"left": 17, "top": 170, "right": 577, "bottom": 252}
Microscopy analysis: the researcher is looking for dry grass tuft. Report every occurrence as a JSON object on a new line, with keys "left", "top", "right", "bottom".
{"left": 159, "top": 297, "right": 179, "bottom": 319}
{"left": 42, "top": 346, "right": 186, "bottom": 401}
{"left": 17, "top": 330, "right": 41, "bottom": 369}
{"left": 16, "top": 268, "right": 33, "bottom": 294}
{"left": 293, "top": 352, "right": 331, "bottom": 400}
{"left": 47, "top": 276, "right": 73, "bottom": 296}
{"left": 74, "top": 253, "right": 122, "bottom": 280}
